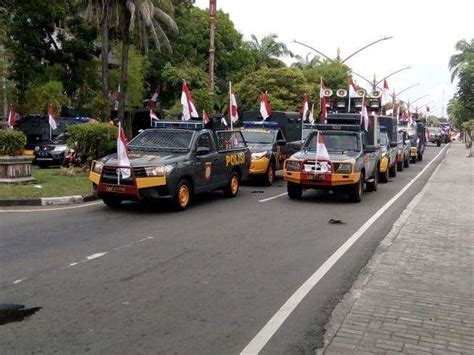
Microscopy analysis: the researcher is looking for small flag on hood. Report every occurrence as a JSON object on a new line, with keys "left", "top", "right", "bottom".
{"left": 180, "top": 81, "right": 199, "bottom": 121}
{"left": 259, "top": 92, "right": 272, "bottom": 120}
{"left": 203, "top": 111, "right": 211, "bottom": 124}
{"left": 48, "top": 104, "right": 57, "bottom": 130}
{"left": 316, "top": 131, "right": 330, "bottom": 161}
{"left": 117, "top": 122, "right": 131, "bottom": 180}
{"left": 149, "top": 110, "right": 159, "bottom": 125}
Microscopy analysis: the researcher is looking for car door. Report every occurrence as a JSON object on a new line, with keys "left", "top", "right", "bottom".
{"left": 194, "top": 132, "right": 220, "bottom": 192}
{"left": 275, "top": 129, "right": 287, "bottom": 170}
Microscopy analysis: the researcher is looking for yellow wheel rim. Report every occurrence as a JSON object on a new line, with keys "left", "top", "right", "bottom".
{"left": 178, "top": 184, "right": 190, "bottom": 207}
{"left": 231, "top": 176, "right": 239, "bottom": 194}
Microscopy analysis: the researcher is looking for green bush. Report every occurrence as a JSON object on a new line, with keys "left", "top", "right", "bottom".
{"left": 0, "top": 130, "right": 27, "bottom": 156}
{"left": 461, "top": 119, "right": 474, "bottom": 131}
{"left": 66, "top": 123, "right": 117, "bottom": 165}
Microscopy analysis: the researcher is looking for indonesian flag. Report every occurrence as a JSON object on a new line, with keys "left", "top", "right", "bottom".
{"left": 308, "top": 103, "right": 315, "bottom": 124}
{"left": 383, "top": 79, "right": 389, "bottom": 104}
{"left": 361, "top": 106, "right": 369, "bottom": 131}
{"left": 259, "top": 92, "right": 272, "bottom": 120}
{"left": 348, "top": 77, "right": 358, "bottom": 97}
{"left": 203, "top": 111, "right": 211, "bottom": 124}
{"left": 221, "top": 116, "right": 228, "bottom": 127}
{"left": 315, "top": 131, "right": 330, "bottom": 161}
{"left": 230, "top": 92, "right": 239, "bottom": 123}
{"left": 117, "top": 122, "right": 131, "bottom": 180}
{"left": 7, "top": 105, "right": 15, "bottom": 129}
{"left": 48, "top": 104, "right": 57, "bottom": 130}
{"left": 320, "top": 97, "right": 327, "bottom": 123}
{"left": 408, "top": 111, "right": 413, "bottom": 126}
{"left": 151, "top": 84, "right": 160, "bottom": 102}
{"left": 150, "top": 109, "right": 159, "bottom": 121}
{"left": 180, "top": 81, "right": 199, "bottom": 121}
{"left": 300, "top": 93, "right": 309, "bottom": 121}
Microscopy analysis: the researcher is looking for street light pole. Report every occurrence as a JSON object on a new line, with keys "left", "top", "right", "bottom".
{"left": 341, "top": 36, "right": 393, "bottom": 63}
{"left": 292, "top": 40, "right": 334, "bottom": 62}
{"left": 374, "top": 65, "right": 412, "bottom": 88}
{"left": 208, "top": 0, "right": 216, "bottom": 93}
{"left": 407, "top": 94, "right": 429, "bottom": 111}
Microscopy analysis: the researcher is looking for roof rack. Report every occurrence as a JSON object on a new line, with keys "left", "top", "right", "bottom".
{"left": 152, "top": 120, "right": 204, "bottom": 130}
{"left": 314, "top": 124, "right": 362, "bottom": 132}
{"left": 242, "top": 121, "right": 279, "bottom": 129}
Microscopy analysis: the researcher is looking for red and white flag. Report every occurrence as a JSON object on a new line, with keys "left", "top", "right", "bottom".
{"left": 361, "top": 106, "right": 369, "bottom": 131}
{"left": 348, "top": 77, "right": 358, "bottom": 98}
{"left": 259, "top": 92, "right": 272, "bottom": 120}
{"left": 117, "top": 122, "right": 131, "bottom": 180}
{"left": 383, "top": 79, "right": 389, "bottom": 104}
{"left": 230, "top": 92, "right": 239, "bottom": 123}
{"left": 7, "top": 105, "right": 15, "bottom": 129}
{"left": 308, "top": 103, "right": 315, "bottom": 124}
{"left": 315, "top": 131, "right": 330, "bottom": 161}
{"left": 149, "top": 109, "right": 159, "bottom": 122}
{"left": 180, "top": 81, "right": 199, "bottom": 121}
{"left": 300, "top": 93, "right": 309, "bottom": 121}
{"left": 48, "top": 104, "right": 57, "bottom": 130}
{"left": 408, "top": 111, "right": 413, "bottom": 126}
{"left": 319, "top": 78, "right": 327, "bottom": 123}
{"left": 203, "top": 111, "right": 211, "bottom": 125}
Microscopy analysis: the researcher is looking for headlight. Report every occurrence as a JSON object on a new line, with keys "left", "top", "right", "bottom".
{"left": 334, "top": 163, "right": 352, "bottom": 174}
{"left": 53, "top": 145, "right": 68, "bottom": 152}
{"left": 145, "top": 164, "right": 174, "bottom": 176}
{"left": 251, "top": 151, "right": 270, "bottom": 160}
{"left": 92, "top": 161, "right": 104, "bottom": 174}
{"left": 285, "top": 160, "right": 302, "bottom": 171}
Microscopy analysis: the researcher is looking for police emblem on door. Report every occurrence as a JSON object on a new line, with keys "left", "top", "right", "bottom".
{"left": 205, "top": 162, "right": 212, "bottom": 180}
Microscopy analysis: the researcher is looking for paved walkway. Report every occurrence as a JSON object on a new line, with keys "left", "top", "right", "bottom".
{"left": 319, "top": 143, "right": 474, "bottom": 354}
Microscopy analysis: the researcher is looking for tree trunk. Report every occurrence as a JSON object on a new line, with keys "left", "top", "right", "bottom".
{"left": 100, "top": 0, "right": 110, "bottom": 117}
{"left": 118, "top": 8, "right": 131, "bottom": 126}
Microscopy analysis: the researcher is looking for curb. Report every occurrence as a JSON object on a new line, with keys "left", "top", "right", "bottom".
{"left": 0, "top": 194, "right": 99, "bottom": 207}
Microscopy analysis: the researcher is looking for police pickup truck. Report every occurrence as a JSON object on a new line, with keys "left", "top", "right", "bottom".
{"left": 89, "top": 121, "right": 250, "bottom": 210}
{"left": 399, "top": 120, "right": 426, "bottom": 163}
{"left": 240, "top": 111, "right": 302, "bottom": 186}
{"left": 378, "top": 116, "right": 399, "bottom": 182}
{"left": 283, "top": 114, "right": 381, "bottom": 202}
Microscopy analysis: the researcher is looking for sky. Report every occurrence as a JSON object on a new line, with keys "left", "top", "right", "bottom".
{"left": 195, "top": 0, "right": 474, "bottom": 117}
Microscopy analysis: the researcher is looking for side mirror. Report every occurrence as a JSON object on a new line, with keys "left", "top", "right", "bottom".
{"left": 390, "top": 142, "right": 398, "bottom": 148}
{"left": 364, "top": 145, "right": 376, "bottom": 153}
{"left": 276, "top": 139, "right": 286, "bottom": 146}
{"left": 196, "top": 146, "right": 210, "bottom": 156}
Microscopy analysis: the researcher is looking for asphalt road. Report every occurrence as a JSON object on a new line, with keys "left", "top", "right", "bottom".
{"left": 0, "top": 144, "right": 447, "bottom": 354}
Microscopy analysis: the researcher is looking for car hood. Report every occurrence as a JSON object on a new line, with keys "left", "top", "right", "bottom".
{"left": 99, "top": 151, "right": 186, "bottom": 166}
{"left": 291, "top": 150, "right": 359, "bottom": 163}
{"left": 247, "top": 143, "right": 273, "bottom": 153}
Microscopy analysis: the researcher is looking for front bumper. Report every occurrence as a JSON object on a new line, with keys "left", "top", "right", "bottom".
{"left": 410, "top": 147, "right": 418, "bottom": 157}
{"left": 379, "top": 156, "right": 389, "bottom": 173}
{"left": 284, "top": 170, "right": 361, "bottom": 188}
{"left": 249, "top": 156, "right": 270, "bottom": 175}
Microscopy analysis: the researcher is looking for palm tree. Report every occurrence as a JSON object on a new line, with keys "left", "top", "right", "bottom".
{"left": 117, "top": 0, "right": 177, "bottom": 124}
{"left": 449, "top": 39, "right": 474, "bottom": 82}
{"left": 248, "top": 34, "right": 294, "bottom": 68}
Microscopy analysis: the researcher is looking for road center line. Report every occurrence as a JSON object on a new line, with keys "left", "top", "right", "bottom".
{"left": 258, "top": 192, "right": 287, "bottom": 203}
{"left": 241, "top": 145, "right": 449, "bottom": 354}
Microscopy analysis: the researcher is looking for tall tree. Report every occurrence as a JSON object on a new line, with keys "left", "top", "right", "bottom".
{"left": 448, "top": 38, "right": 474, "bottom": 82}
{"left": 117, "top": 0, "right": 177, "bottom": 124}
{"left": 248, "top": 34, "right": 293, "bottom": 68}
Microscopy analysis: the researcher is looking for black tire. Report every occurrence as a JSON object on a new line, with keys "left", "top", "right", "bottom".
{"left": 366, "top": 170, "right": 378, "bottom": 192}
{"left": 411, "top": 156, "right": 417, "bottom": 164}
{"left": 397, "top": 159, "right": 404, "bottom": 172}
{"left": 224, "top": 171, "right": 240, "bottom": 198}
{"left": 263, "top": 161, "right": 275, "bottom": 186}
{"left": 287, "top": 182, "right": 303, "bottom": 200}
{"left": 437, "top": 141, "right": 441, "bottom": 147}
{"left": 404, "top": 156, "right": 410, "bottom": 168}
{"left": 418, "top": 153, "right": 423, "bottom": 161}
{"left": 379, "top": 167, "right": 389, "bottom": 183}
{"left": 102, "top": 197, "right": 122, "bottom": 208}
{"left": 389, "top": 162, "right": 397, "bottom": 177}
{"left": 172, "top": 179, "right": 192, "bottom": 211}
{"left": 349, "top": 176, "right": 363, "bottom": 203}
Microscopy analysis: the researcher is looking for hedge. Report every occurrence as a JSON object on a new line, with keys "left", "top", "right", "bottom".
{"left": 0, "top": 129, "right": 27, "bottom": 156}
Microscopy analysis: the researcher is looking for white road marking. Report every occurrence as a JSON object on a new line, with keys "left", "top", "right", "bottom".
{"left": 0, "top": 201, "right": 102, "bottom": 213}
{"left": 241, "top": 145, "right": 449, "bottom": 354}
{"left": 13, "top": 278, "right": 26, "bottom": 284}
{"left": 258, "top": 192, "right": 287, "bottom": 203}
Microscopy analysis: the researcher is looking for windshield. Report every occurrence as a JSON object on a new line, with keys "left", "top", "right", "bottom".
{"left": 128, "top": 129, "right": 194, "bottom": 151}
{"left": 406, "top": 127, "right": 417, "bottom": 139}
{"left": 241, "top": 130, "right": 274, "bottom": 144}
{"left": 304, "top": 132, "right": 360, "bottom": 152}
{"left": 379, "top": 134, "right": 388, "bottom": 146}
{"left": 302, "top": 129, "right": 314, "bottom": 140}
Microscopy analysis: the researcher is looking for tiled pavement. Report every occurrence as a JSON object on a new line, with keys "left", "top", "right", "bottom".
{"left": 319, "top": 143, "right": 474, "bottom": 354}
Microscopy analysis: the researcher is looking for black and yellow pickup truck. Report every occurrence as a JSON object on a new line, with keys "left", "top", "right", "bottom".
{"left": 283, "top": 114, "right": 381, "bottom": 202}
{"left": 240, "top": 111, "right": 302, "bottom": 186}
{"left": 89, "top": 121, "right": 250, "bottom": 210}
{"left": 377, "top": 116, "right": 399, "bottom": 182}
{"left": 399, "top": 120, "right": 427, "bottom": 163}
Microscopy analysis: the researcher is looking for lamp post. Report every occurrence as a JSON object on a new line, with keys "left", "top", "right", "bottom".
{"left": 406, "top": 94, "right": 430, "bottom": 112}
{"left": 293, "top": 36, "right": 393, "bottom": 64}
{"left": 208, "top": 0, "right": 217, "bottom": 92}
{"left": 352, "top": 66, "right": 412, "bottom": 91}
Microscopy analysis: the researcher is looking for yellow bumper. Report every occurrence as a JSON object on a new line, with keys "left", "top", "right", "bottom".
{"left": 284, "top": 170, "right": 361, "bottom": 186}
{"left": 89, "top": 167, "right": 167, "bottom": 188}
{"left": 23, "top": 149, "right": 34, "bottom": 156}
{"left": 410, "top": 147, "right": 417, "bottom": 157}
{"left": 379, "top": 156, "right": 389, "bottom": 173}
{"left": 250, "top": 156, "right": 270, "bottom": 175}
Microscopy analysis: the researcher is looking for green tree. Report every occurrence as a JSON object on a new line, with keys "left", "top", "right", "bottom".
{"left": 24, "top": 81, "right": 70, "bottom": 114}
{"left": 234, "top": 67, "right": 311, "bottom": 112}
{"left": 247, "top": 34, "right": 293, "bottom": 68}
{"left": 449, "top": 39, "right": 474, "bottom": 82}
{"left": 302, "top": 61, "right": 350, "bottom": 93}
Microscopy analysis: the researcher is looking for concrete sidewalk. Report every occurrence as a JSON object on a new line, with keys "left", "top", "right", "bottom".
{"left": 319, "top": 143, "right": 474, "bottom": 354}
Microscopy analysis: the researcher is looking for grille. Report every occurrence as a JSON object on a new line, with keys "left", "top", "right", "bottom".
{"left": 101, "top": 166, "right": 134, "bottom": 185}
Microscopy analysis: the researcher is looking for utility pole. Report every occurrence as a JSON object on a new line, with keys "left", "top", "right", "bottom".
{"left": 208, "top": 0, "right": 216, "bottom": 93}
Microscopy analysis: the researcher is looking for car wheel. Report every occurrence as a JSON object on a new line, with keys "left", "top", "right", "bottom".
{"left": 418, "top": 153, "right": 423, "bottom": 161}
{"left": 397, "top": 159, "right": 404, "bottom": 171}
{"left": 263, "top": 161, "right": 275, "bottom": 186}
{"left": 437, "top": 141, "right": 441, "bottom": 147}
{"left": 224, "top": 171, "right": 240, "bottom": 198}
{"left": 389, "top": 162, "right": 397, "bottom": 177}
{"left": 349, "top": 176, "right": 363, "bottom": 203}
{"left": 102, "top": 197, "right": 122, "bottom": 208}
{"left": 172, "top": 179, "right": 192, "bottom": 211}
{"left": 404, "top": 156, "right": 410, "bottom": 168}
{"left": 287, "top": 182, "right": 303, "bottom": 199}
{"left": 379, "top": 166, "right": 389, "bottom": 183}
{"left": 366, "top": 170, "right": 378, "bottom": 192}
{"left": 411, "top": 156, "right": 417, "bottom": 164}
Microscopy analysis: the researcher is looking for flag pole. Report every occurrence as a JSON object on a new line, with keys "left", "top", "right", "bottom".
{"left": 117, "top": 122, "right": 121, "bottom": 185}
{"left": 315, "top": 130, "right": 319, "bottom": 175}
{"left": 229, "top": 81, "right": 233, "bottom": 130}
